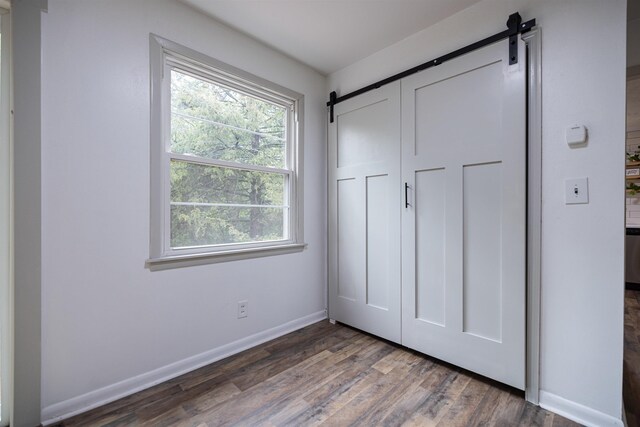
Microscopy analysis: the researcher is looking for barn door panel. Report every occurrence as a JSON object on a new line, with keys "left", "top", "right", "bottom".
{"left": 328, "top": 82, "right": 401, "bottom": 343}
{"left": 401, "top": 39, "right": 526, "bottom": 389}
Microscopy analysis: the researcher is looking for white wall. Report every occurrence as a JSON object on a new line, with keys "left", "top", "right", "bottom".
{"left": 329, "top": 0, "right": 626, "bottom": 425}
{"left": 40, "top": 0, "right": 326, "bottom": 421}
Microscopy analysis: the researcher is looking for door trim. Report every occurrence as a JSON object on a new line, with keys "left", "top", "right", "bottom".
{"left": 0, "top": 6, "right": 11, "bottom": 426}
{"left": 523, "top": 28, "right": 542, "bottom": 405}
{"left": 12, "top": 1, "right": 47, "bottom": 425}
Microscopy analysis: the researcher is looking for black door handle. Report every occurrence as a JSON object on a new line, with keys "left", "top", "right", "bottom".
{"left": 405, "top": 182, "right": 410, "bottom": 208}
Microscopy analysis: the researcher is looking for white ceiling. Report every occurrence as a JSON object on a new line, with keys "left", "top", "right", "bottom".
{"left": 179, "top": 0, "right": 484, "bottom": 75}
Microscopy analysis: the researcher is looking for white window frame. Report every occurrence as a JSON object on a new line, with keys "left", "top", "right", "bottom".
{"left": 147, "top": 35, "right": 305, "bottom": 270}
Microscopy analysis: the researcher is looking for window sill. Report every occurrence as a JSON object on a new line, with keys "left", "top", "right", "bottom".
{"left": 146, "top": 243, "right": 307, "bottom": 271}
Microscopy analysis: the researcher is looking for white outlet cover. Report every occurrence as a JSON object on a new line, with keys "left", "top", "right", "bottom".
{"left": 238, "top": 300, "right": 248, "bottom": 318}
{"left": 565, "top": 177, "right": 589, "bottom": 204}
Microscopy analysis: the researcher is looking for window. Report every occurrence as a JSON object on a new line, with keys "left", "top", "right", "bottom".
{"left": 148, "top": 36, "right": 305, "bottom": 268}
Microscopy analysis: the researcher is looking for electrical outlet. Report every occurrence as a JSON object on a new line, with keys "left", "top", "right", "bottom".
{"left": 238, "top": 300, "right": 248, "bottom": 318}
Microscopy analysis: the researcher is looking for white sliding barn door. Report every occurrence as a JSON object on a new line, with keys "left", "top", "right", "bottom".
{"left": 401, "top": 40, "right": 526, "bottom": 389}
{"left": 328, "top": 82, "right": 401, "bottom": 343}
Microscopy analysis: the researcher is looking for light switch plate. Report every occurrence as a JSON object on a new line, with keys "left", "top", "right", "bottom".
{"left": 565, "top": 177, "right": 589, "bottom": 204}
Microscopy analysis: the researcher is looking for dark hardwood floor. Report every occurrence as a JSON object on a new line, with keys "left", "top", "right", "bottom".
{"left": 625, "top": 289, "right": 640, "bottom": 426}
{"left": 57, "top": 321, "right": 581, "bottom": 426}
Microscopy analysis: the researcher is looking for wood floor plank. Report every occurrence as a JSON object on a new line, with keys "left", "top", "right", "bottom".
{"left": 186, "top": 350, "right": 337, "bottom": 425}
{"left": 55, "top": 320, "right": 582, "bottom": 427}
{"left": 133, "top": 372, "right": 232, "bottom": 421}
{"left": 61, "top": 381, "right": 185, "bottom": 425}
{"left": 287, "top": 368, "right": 386, "bottom": 426}
{"left": 551, "top": 413, "right": 583, "bottom": 427}
{"left": 76, "top": 412, "right": 137, "bottom": 427}
{"left": 463, "top": 384, "right": 507, "bottom": 427}
{"left": 226, "top": 325, "right": 357, "bottom": 391}
{"left": 234, "top": 353, "right": 353, "bottom": 426}
{"left": 340, "top": 358, "right": 433, "bottom": 426}
{"left": 318, "top": 353, "right": 437, "bottom": 426}
{"left": 477, "top": 386, "right": 526, "bottom": 426}
{"left": 138, "top": 406, "right": 191, "bottom": 427}
{"left": 300, "top": 340, "right": 393, "bottom": 407}
{"left": 261, "top": 397, "right": 311, "bottom": 426}
{"left": 432, "top": 376, "right": 491, "bottom": 427}
{"left": 518, "top": 402, "right": 555, "bottom": 427}
{"left": 371, "top": 361, "right": 441, "bottom": 426}
{"left": 181, "top": 381, "right": 242, "bottom": 415}
{"left": 372, "top": 348, "right": 416, "bottom": 374}
{"left": 60, "top": 384, "right": 185, "bottom": 426}
{"left": 251, "top": 340, "right": 391, "bottom": 423}
{"left": 401, "top": 368, "right": 473, "bottom": 427}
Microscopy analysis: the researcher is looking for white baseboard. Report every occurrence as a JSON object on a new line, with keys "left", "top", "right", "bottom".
{"left": 539, "top": 390, "right": 624, "bottom": 427}
{"left": 41, "top": 310, "right": 327, "bottom": 425}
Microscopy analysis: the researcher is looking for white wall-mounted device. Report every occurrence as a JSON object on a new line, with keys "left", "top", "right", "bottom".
{"left": 566, "top": 125, "right": 588, "bottom": 147}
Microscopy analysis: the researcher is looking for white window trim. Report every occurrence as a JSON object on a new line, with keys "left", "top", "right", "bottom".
{"left": 147, "top": 35, "right": 305, "bottom": 270}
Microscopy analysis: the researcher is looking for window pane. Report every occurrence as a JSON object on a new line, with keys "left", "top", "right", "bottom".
{"left": 170, "top": 70, "right": 286, "bottom": 169}
{"left": 171, "top": 205, "right": 286, "bottom": 248}
{"left": 170, "top": 160, "right": 285, "bottom": 206}
{"left": 170, "top": 160, "right": 287, "bottom": 248}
